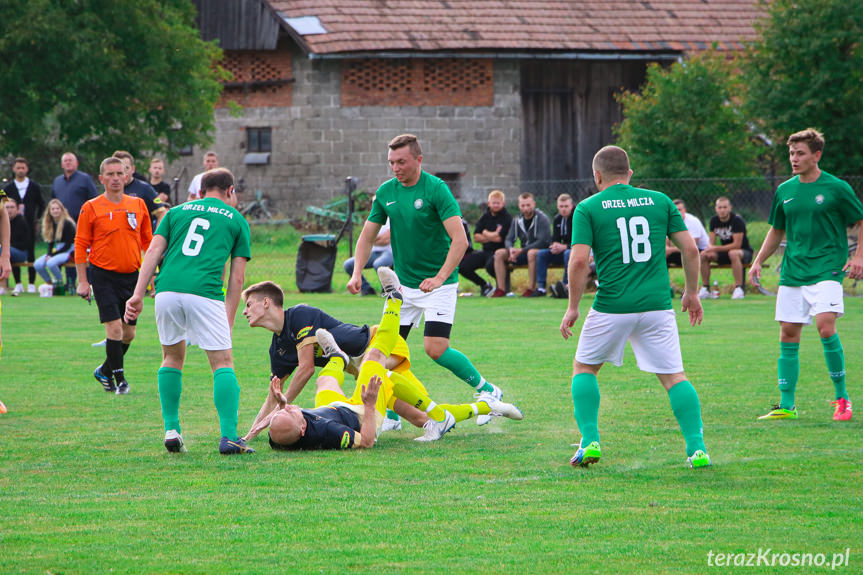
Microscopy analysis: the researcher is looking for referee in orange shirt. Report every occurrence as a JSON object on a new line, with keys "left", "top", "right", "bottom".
{"left": 75, "top": 157, "right": 153, "bottom": 394}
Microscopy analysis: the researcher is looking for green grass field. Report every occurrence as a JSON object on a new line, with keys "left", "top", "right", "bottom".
{"left": 1, "top": 284, "right": 861, "bottom": 574}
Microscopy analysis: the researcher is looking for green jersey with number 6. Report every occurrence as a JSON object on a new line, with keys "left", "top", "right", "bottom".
{"left": 153, "top": 197, "right": 251, "bottom": 300}
{"left": 769, "top": 171, "right": 863, "bottom": 287}
{"left": 368, "top": 171, "right": 461, "bottom": 289}
{"left": 572, "top": 183, "right": 685, "bottom": 314}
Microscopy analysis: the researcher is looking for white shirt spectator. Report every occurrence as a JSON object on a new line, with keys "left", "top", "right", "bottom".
{"left": 683, "top": 212, "right": 709, "bottom": 250}
{"left": 187, "top": 172, "right": 204, "bottom": 200}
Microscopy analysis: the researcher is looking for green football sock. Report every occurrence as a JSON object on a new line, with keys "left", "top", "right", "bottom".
{"left": 778, "top": 341, "right": 799, "bottom": 410}
{"left": 667, "top": 380, "right": 706, "bottom": 457}
{"left": 385, "top": 409, "right": 401, "bottom": 422}
{"left": 213, "top": 367, "right": 240, "bottom": 441}
{"left": 571, "top": 373, "right": 600, "bottom": 446}
{"left": 433, "top": 347, "right": 491, "bottom": 391}
{"left": 821, "top": 334, "right": 847, "bottom": 400}
{"left": 158, "top": 367, "right": 183, "bottom": 433}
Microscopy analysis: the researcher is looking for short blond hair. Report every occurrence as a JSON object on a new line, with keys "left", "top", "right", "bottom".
{"left": 242, "top": 281, "right": 284, "bottom": 308}
{"left": 488, "top": 189, "right": 505, "bottom": 202}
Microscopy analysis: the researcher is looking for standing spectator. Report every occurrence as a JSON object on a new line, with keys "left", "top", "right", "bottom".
{"left": 343, "top": 212, "right": 393, "bottom": 296}
{"left": 490, "top": 192, "right": 551, "bottom": 297}
{"left": 751, "top": 128, "right": 863, "bottom": 422}
{"left": 125, "top": 168, "right": 253, "bottom": 455}
{"left": 560, "top": 145, "right": 709, "bottom": 469}
{"left": 458, "top": 189, "right": 512, "bottom": 297}
{"left": 33, "top": 199, "right": 76, "bottom": 288}
{"left": 51, "top": 152, "right": 98, "bottom": 221}
{"left": 75, "top": 157, "right": 152, "bottom": 395}
{"left": 148, "top": 158, "right": 172, "bottom": 204}
{"left": 534, "top": 193, "right": 575, "bottom": 298}
{"left": 348, "top": 134, "right": 505, "bottom": 426}
{"left": 1, "top": 199, "right": 30, "bottom": 295}
{"left": 699, "top": 197, "right": 753, "bottom": 300}
{"left": 3, "top": 157, "right": 45, "bottom": 292}
{"left": 113, "top": 151, "right": 167, "bottom": 229}
{"left": 666, "top": 199, "right": 709, "bottom": 265}
{"left": 186, "top": 151, "right": 219, "bottom": 202}
{"left": 52, "top": 152, "right": 98, "bottom": 291}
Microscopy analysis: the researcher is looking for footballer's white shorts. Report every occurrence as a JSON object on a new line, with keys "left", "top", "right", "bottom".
{"left": 399, "top": 283, "right": 457, "bottom": 327}
{"left": 155, "top": 291, "right": 232, "bottom": 351}
{"left": 775, "top": 280, "right": 844, "bottom": 324}
{"left": 575, "top": 308, "right": 684, "bottom": 374}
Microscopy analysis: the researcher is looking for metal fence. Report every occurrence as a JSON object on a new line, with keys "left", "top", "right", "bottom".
{"left": 511, "top": 175, "right": 863, "bottom": 225}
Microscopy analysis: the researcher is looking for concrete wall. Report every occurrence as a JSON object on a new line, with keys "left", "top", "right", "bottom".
{"left": 166, "top": 45, "right": 521, "bottom": 216}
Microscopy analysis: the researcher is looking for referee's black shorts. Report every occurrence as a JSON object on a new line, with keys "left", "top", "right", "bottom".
{"left": 91, "top": 265, "right": 139, "bottom": 325}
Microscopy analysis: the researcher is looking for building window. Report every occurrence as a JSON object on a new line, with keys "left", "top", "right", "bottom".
{"left": 247, "top": 127, "right": 272, "bottom": 153}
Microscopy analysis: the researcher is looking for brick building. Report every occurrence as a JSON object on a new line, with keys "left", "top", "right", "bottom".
{"left": 169, "top": 0, "right": 762, "bottom": 212}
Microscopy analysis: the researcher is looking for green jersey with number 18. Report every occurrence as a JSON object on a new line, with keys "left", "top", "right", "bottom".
{"left": 153, "top": 197, "right": 251, "bottom": 301}
{"left": 368, "top": 171, "right": 461, "bottom": 289}
{"left": 572, "top": 183, "right": 685, "bottom": 314}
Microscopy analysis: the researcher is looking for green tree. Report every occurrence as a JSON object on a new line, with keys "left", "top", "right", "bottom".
{"left": 615, "top": 52, "right": 758, "bottom": 180}
{"left": 0, "top": 0, "right": 224, "bottom": 177}
{"left": 744, "top": 0, "right": 863, "bottom": 174}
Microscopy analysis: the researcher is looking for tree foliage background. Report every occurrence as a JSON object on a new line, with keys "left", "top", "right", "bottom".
{"left": 0, "top": 0, "right": 223, "bottom": 180}
{"left": 614, "top": 51, "right": 758, "bottom": 180}
{"left": 743, "top": 0, "right": 863, "bottom": 175}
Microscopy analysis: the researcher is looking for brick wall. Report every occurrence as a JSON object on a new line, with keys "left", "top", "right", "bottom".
{"left": 167, "top": 43, "right": 521, "bottom": 216}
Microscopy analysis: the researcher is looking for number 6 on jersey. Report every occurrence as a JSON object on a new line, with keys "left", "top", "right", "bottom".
{"left": 182, "top": 217, "right": 210, "bottom": 256}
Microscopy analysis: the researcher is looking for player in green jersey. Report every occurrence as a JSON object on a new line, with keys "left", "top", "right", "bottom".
{"left": 348, "top": 134, "right": 504, "bottom": 426}
{"left": 751, "top": 128, "right": 863, "bottom": 422}
{"left": 125, "top": 168, "right": 255, "bottom": 454}
{"left": 560, "top": 145, "right": 709, "bottom": 469}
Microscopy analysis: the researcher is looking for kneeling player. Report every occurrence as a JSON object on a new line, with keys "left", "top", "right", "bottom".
{"left": 246, "top": 269, "right": 522, "bottom": 448}
{"left": 242, "top": 269, "right": 521, "bottom": 442}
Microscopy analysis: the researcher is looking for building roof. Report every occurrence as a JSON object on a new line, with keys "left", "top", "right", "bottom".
{"left": 269, "top": 0, "right": 763, "bottom": 57}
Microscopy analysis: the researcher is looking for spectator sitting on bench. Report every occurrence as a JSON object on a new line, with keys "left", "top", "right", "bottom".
{"left": 699, "top": 196, "right": 753, "bottom": 300}
{"left": 1, "top": 199, "right": 30, "bottom": 296}
{"left": 459, "top": 189, "right": 513, "bottom": 297}
{"left": 533, "top": 193, "right": 574, "bottom": 298}
{"left": 33, "top": 199, "right": 76, "bottom": 290}
{"left": 343, "top": 208, "right": 392, "bottom": 296}
{"left": 666, "top": 199, "right": 709, "bottom": 266}
{"left": 490, "top": 192, "right": 551, "bottom": 297}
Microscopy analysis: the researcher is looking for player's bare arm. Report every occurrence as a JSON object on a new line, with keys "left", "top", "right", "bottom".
{"left": 283, "top": 344, "right": 316, "bottom": 404}
{"left": 225, "top": 256, "right": 247, "bottom": 330}
{"left": 749, "top": 226, "right": 785, "bottom": 284}
{"left": 348, "top": 220, "right": 382, "bottom": 293}
{"left": 0, "top": 201, "right": 10, "bottom": 281}
{"left": 560, "top": 244, "right": 591, "bottom": 339}
{"left": 420, "top": 215, "right": 467, "bottom": 292}
{"left": 244, "top": 375, "right": 286, "bottom": 441}
{"left": 843, "top": 220, "right": 863, "bottom": 279}
{"left": 670, "top": 229, "right": 703, "bottom": 326}
{"left": 125, "top": 235, "right": 168, "bottom": 322}
{"left": 354, "top": 374, "right": 383, "bottom": 448}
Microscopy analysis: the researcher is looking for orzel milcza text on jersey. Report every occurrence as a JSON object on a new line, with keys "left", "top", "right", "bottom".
{"left": 601, "top": 197, "right": 655, "bottom": 210}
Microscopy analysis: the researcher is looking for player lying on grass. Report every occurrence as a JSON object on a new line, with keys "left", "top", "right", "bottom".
{"left": 243, "top": 269, "right": 523, "bottom": 447}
